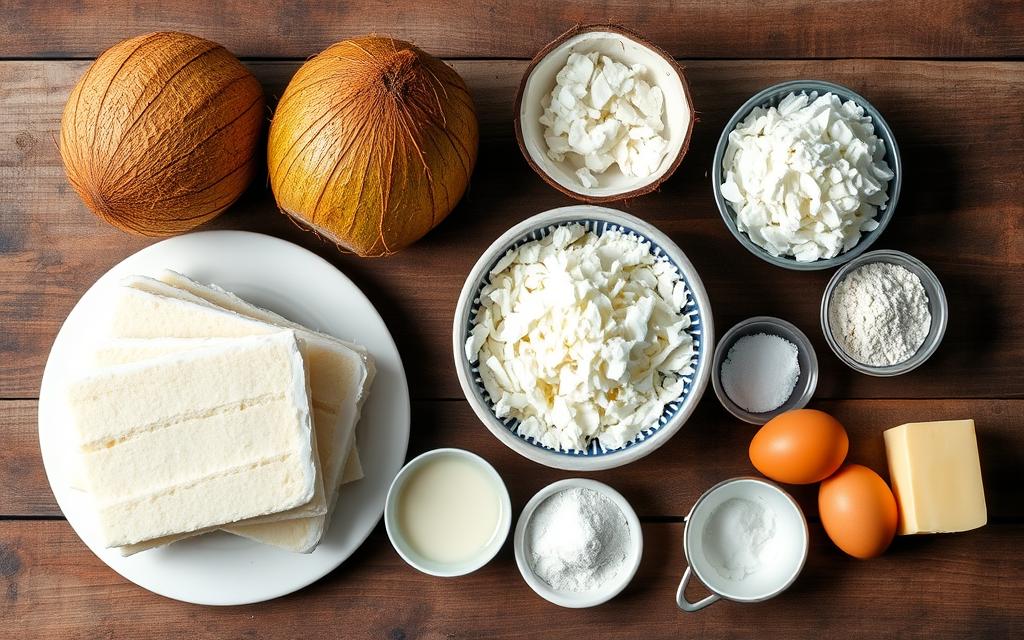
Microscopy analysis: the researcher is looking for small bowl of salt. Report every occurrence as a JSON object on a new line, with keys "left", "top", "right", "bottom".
{"left": 711, "top": 316, "right": 819, "bottom": 425}
{"left": 514, "top": 478, "right": 643, "bottom": 608}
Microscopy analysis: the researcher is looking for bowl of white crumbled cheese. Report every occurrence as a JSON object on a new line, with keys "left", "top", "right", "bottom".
{"left": 713, "top": 80, "right": 901, "bottom": 270}
{"left": 453, "top": 205, "right": 714, "bottom": 470}
{"left": 514, "top": 25, "right": 695, "bottom": 202}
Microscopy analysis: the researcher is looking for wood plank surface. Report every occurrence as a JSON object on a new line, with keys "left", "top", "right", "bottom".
{"left": 1, "top": 60, "right": 1021, "bottom": 400}
{"left": 2, "top": 520, "right": 1021, "bottom": 639}
{"left": 1, "top": 0, "right": 1022, "bottom": 60}
{"left": 7, "top": 398, "right": 1021, "bottom": 520}
{"left": 2, "top": 3, "right": 1023, "bottom": 636}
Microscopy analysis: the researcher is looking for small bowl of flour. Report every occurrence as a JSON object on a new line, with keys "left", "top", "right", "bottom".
{"left": 514, "top": 479, "right": 643, "bottom": 608}
{"left": 822, "top": 249, "right": 948, "bottom": 376}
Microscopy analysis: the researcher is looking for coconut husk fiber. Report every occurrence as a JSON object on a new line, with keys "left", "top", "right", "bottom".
{"left": 59, "top": 32, "right": 265, "bottom": 236}
{"left": 267, "top": 36, "right": 479, "bottom": 257}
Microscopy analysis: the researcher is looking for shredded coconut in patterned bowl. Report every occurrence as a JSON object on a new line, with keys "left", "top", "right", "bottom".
{"left": 465, "top": 224, "right": 696, "bottom": 452}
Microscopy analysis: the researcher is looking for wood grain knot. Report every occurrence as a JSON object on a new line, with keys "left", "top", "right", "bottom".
{"left": 0, "top": 543, "right": 21, "bottom": 578}
{"left": 15, "top": 132, "right": 36, "bottom": 151}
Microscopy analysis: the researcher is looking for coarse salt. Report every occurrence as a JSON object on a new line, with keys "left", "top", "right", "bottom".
{"left": 720, "top": 333, "right": 800, "bottom": 413}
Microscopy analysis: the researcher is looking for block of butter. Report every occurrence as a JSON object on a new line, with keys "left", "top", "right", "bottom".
{"left": 883, "top": 419, "right": 987, "bottom": 535}
{"left": 109, "top": 279, "right": 371, "bottom": 553}
{"left": 68, "top": 332, "right": 319, "bottom": 548}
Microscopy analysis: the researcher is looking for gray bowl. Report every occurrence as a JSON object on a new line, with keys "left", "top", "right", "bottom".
{"left": 711, "top": 316, "right": 818, "bottom": 425}
{"left": 821, "top": 250, "right": 947, "bottom": 377}
{"left": 712, "top": 80, "right": 902, "bottom": 271}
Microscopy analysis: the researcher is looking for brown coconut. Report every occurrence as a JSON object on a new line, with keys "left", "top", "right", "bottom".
{"left": 59, "top": 32, "right": 265, "bottom": 236}
{"left": 267, "top": 36, "right": 479, "bottom": 257}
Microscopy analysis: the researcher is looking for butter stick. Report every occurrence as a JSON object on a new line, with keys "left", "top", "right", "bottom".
{"left": 883, "top": 419, "right": 987, "bottom": 535}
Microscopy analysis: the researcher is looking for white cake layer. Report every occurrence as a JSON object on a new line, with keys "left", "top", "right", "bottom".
{"left": 149, "top": 271, "right": 375, "bottom": 524}
{"left": 95, "top": 337, "right": 335, "bottom": 554}
{"left": 154, "top": 268, "right": 376, "bottom": 487}
{"left": 111, "top": 280, "right": 370, "bottom": 552}
{"left": 114, "top": 335, "right": 328, "bottom": 531}
{"left": 72, "top": 333, "right": 299, "bottom": 451}
{"left": 67, "top": 332, "right": 318, "bottom": 548}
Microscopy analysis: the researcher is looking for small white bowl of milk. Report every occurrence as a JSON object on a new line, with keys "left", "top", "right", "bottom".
{"left": 385, "top": 448, "right": 512, "bottom": 576}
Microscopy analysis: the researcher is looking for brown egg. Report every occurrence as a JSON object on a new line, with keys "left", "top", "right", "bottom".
{"left": 749, "top": 409, "right": 849, "bottom": 484}
{"left": 819, "top": 464, "right": 898, "bottom": 559}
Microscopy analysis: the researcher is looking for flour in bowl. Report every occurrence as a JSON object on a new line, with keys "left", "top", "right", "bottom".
{"left": 527, "top": 487, "right": 630, "bottom": 592}
{"left": 828, "top": 262, "right": 931, "bottom": 366}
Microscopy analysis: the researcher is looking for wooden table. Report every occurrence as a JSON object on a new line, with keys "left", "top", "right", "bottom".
{"left": 2, "top": 2, "right": 1023, "bottom": 637}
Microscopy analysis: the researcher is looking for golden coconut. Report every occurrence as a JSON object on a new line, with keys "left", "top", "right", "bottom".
{"left": 59, "top": 32, "right": 264, "bottom": 236}
{"left": 268, "top": 36, "right": 479, "bottom": 257}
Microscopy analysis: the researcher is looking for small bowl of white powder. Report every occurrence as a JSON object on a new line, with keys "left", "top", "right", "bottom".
{"left": 712, "top": 80, "right": 901, "bottom": 270}
{"left": 711, "top": 316, "right": 818, "bottom": 424}
{"left": 514, "top": 478, "right": 643, "bottom": 608}
{"left": 821, "top": 249, "right": 948, "bottom": 376}
{"left": 677, "top": 477, "right": 808, "bottom": 612}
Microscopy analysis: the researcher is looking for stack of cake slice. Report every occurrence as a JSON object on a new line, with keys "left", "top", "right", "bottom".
{"left": 65, "top": 271, "right": 374, "bottom": 555}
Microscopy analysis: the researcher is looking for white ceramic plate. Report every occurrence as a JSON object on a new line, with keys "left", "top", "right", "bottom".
{"left": 37, "top": 231, "right": 410, "bottom": 606}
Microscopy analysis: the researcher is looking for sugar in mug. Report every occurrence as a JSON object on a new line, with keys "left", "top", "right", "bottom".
{"left": 677, "top": 477, "right": 809, "bottom": 612}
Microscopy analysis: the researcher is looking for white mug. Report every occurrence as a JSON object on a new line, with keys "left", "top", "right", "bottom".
{"left": 676, "top": 477, "right": 809, "bottom": 612}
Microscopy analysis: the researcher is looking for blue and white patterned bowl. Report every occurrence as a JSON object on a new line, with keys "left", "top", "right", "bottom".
{"left": 452, "top": 205, "right": 715, "bottom": 471}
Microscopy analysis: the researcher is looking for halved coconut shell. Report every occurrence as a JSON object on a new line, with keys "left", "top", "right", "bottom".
{"left": 514, "top": 24, "right": 695, "bottom": 203}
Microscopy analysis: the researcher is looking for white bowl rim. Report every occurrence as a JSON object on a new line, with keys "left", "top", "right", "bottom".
{"left": 384, "top": 448, "right": 512, "bottom": 577}
{"left": 513, "top": 478, "right": 644, "bottom": 608}
{"left": 452, "top": 204, "right": 715, "bottom": 470}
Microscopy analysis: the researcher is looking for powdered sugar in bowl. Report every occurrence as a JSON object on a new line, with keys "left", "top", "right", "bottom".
{"left": 514, "top": 478, "right": 643, "bottom": 608}
{"left": 821, "top": 250, "right": 948, "bottom": 376}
